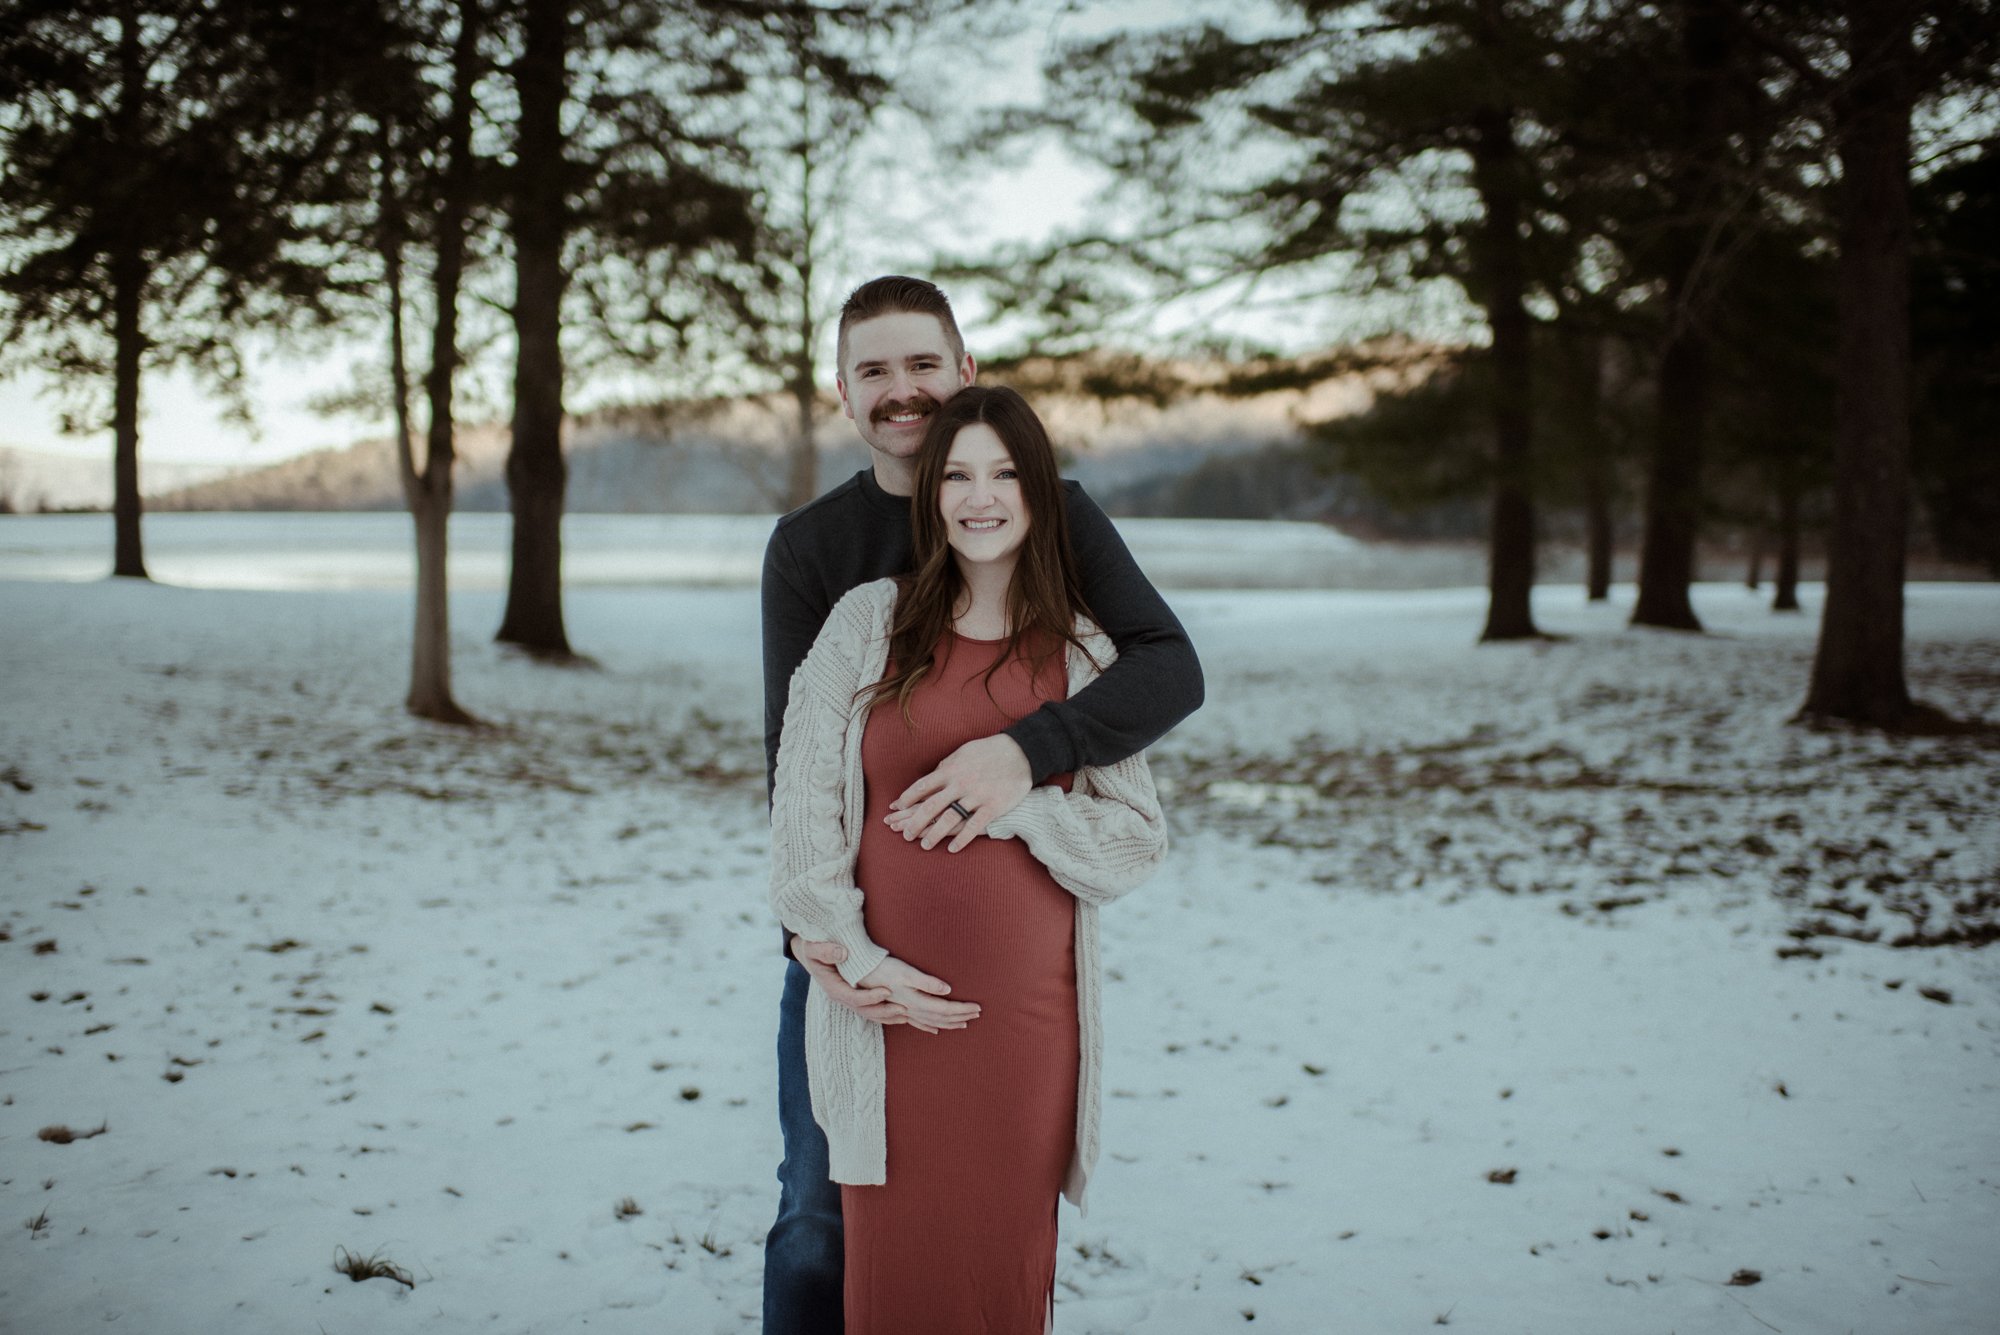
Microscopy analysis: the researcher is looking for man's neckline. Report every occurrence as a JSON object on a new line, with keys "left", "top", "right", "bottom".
{"left": 856, "top": 466, "right": 913, "bottom": 517}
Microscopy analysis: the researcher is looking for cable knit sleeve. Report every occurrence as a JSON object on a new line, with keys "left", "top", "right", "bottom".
{"left": 768, "top": 586, "right": 892, "bottom": 987}
{"left": 983, "top": 627, "right": 1169, "bottom": 906}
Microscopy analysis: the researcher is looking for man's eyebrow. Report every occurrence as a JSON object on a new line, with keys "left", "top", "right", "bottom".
{"left": 851, "top": 350, "right": 946, "bottom": 370}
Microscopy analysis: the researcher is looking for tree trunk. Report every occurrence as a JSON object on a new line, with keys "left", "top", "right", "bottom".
{"left": 496, "top": 0, "right": 573, "bottom": 658}
{"left": 402, "top": 1, "right": 482, "bottom": 727}
{"left": 788, "top": 362, "right": 818, "bottom": 509}
{"left": 1772, "top": 474, "right": 1801, "bottom": 611}
{"left": 108, "top": 1, "right": 147, "bottom": 580}
{"left": 1631, "top": 0, "right": 1732, "bottom": 632}
{"left": 1583, "top": 462, "right": 1614, "bottom": 602}
{"left": 1802, "top": 0, "right": 1917, "bottom": 724}
{"left": 110, "top": 245, "right": 148, "bottom": 580}
{"left": 407, "top": 491, "right": 469, "bottom": 722}
{"left": 1632, "top": 325, "right": 1706, "bottom": 628}
{"left": 1563, "top": 324, "right": 1613, "bottom": 601}
{"left": 1745, "top": 528, "right": 1763, "bottom": 590}
{"left": 1469, "top": 89, "right": 1539, "bottom": 641}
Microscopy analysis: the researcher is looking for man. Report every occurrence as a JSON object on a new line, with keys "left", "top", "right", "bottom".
{"left": 760, "top": 275, "right": 1202, "bottom": 1332}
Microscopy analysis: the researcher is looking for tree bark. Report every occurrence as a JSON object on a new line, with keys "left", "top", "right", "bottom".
{"left": 786, "top": 240, "right": 819, "bottom": 510}
{"left": 1801, "top": 0, "right": 1917, "bottom": 724}
{"left": 1631, "top": 0, "right": 1733, "bottom": 632}
{"left": 1563, "top": 324, "right": 1613, "bottom": 601}
{"left": 110, "top": 244, "right": 148, "bottom": 580}
{"left": 109, "top": 1, "right": 147, "bottom": 580}
{"left": 788, "top": 350, "right": 818, "bottom": 509}
{"left": 1469, "top": 82, "right": 1539, "bottom": 641}
{"left": 402, "top": 1, "right": 482, "bottom": 727}
{"left": 1632, "top": 323, "right": 1707, "bottom": 627}
{"left": 1772, "top": 473, "right": 1801, "bottom": 611}
{"left": 496, "top": 0, "right": 573, "bottom": 658}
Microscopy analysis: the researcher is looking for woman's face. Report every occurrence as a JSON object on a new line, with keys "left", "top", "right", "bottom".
{"left": 938, "top": 423, "right": 1031, "bottom": 571}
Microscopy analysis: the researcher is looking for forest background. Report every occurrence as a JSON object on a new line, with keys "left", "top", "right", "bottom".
{"left": 1, "top": 0, "right": 1996, "bottom": 730}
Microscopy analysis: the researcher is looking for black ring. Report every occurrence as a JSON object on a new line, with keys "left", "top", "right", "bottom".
{"left": 948, "top": 800, "right": 973, "bottom": 821}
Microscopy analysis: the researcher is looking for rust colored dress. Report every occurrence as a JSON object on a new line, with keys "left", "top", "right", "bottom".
{"left": 843, "top": 632, "right": 1079, "bottom": 1334}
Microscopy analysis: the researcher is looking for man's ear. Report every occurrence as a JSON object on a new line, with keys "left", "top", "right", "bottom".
{"left": 836, "top": 374, "right": 855, "bottom": 420}
{"left": 961, "top": 355, "right": 976, "bottom": 386}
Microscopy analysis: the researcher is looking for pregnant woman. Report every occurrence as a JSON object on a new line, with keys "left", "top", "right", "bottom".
{"left": 768, "top": 385, "right": 1169, "bottom": 1332}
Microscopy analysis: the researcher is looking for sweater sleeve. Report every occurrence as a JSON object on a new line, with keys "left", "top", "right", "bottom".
{"left": 983, "top": 748, "right": 1168, "bottom": 908}
{"left": 1003, "top": 486, "right": 1203, "bottom": 782}
{"left": 767, "top": 592, "right": 891, "bottom": 987}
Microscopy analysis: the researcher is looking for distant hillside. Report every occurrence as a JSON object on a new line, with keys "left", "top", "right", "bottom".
{"left": 143, "top": 354, "right": 1396, "bottom": 516}
{"left": 0, "top": 446, "right": 240, "bottom": 513}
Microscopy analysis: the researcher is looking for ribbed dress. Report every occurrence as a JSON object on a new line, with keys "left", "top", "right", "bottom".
{"left": 842, "top": 632, "right": 1079, "bottom": 1334}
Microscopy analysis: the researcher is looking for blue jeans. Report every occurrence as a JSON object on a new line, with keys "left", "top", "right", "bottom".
{"left": 763, "top": 957, "right": 844, "bottom": 1333}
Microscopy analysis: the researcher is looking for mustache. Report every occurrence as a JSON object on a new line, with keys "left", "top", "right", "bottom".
{"left": 871, "top": 393, "right": 939, "bottom": 425}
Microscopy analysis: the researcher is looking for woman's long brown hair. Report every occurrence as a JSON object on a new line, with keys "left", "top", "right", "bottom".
{"left": 862, "top": 385, "right": 1098, "bottom": 722}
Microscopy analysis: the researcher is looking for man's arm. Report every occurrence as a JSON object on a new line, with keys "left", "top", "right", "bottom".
{"left": 1009, "top": 485, "right": 1203, "bottom": 776}
{"left": 761, "top": 525, "right": 824, "bottom": 801}
{"left": 886, "top": 485, "right": 1201, "bottom": 849}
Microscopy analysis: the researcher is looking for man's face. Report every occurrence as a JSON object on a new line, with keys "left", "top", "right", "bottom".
{"left": 836, "top": 311, "right": 975, "bottom": 471}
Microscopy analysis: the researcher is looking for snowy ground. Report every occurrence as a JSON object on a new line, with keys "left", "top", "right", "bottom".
{"left": 2, "top": 560, "right": 1997, "bottom": 1334}
{"left": 0, "top": 512, "right": 1377, "bottom": 592}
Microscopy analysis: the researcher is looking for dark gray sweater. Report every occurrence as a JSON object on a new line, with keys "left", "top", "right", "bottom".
{"left": 760, "top": 467, "right": 1203, "bottom": 795}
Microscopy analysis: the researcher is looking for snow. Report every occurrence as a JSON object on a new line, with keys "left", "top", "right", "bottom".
{"left": 0, "top": 512, "right": 1379, "bottom": 594}
{"left": 1, "top": 525, "right": 1996, "bottom": 1334}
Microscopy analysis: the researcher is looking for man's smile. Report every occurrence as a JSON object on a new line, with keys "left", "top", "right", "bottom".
{"left": 873, "top": 396, "right": 937, "bottom": 426}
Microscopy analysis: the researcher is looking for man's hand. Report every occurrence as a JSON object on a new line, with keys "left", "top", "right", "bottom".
{"left": 885, "top": 733, "right": 1032, "bottom": 852}
{"left": 790, "top": 937, "right": 904, "bottom": 1026}
{"left": 854, "top": 956, "right": 980, "bottom": 1035}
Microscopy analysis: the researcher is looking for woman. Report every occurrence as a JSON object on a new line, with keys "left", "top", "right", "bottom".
{"left": 768, "top": 385, "right": 1168, "bottom": 1332}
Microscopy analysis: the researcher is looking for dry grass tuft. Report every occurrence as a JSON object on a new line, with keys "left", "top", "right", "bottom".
{"left": 333, "top": 1246, "right": 415, "bottom": 1289}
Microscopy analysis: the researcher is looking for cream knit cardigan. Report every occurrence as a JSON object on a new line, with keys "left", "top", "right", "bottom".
{"left": 769, "top": 577, "right": 1168, "bottom": 1208}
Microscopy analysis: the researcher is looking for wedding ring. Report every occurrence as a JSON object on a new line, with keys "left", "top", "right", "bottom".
{"left": 948, "top": 800, "right": 973, "bottom": 821}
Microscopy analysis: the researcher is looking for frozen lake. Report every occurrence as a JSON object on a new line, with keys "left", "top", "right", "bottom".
{"left": 0, "top": 511, "right": 1485, "bottom": 593}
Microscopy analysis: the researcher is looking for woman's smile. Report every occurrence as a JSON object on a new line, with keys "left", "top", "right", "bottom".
{"left": 940, "top": 423, "right": 1030, "bottom": 567}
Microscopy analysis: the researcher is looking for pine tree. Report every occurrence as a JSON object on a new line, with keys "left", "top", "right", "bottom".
{"left": 0, "top": 0, "right": 354, "bottom": 578}
{"left": 961, "top": 1, "right": 1578, "bottom": 640}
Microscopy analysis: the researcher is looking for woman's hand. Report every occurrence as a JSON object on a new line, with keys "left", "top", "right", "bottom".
{"left": 886, "top": 734, "right": 1033, "bottom": 852}
{"left": 855, "top": 956, "right": 981, "bottom": 1035}
{"left": 791, "top": 937, "right": 902, "bottom": 1024}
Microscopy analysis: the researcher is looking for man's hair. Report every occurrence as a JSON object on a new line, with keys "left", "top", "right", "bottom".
{"left": 835, "top": 275, "right": 966, "bottom": 376}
